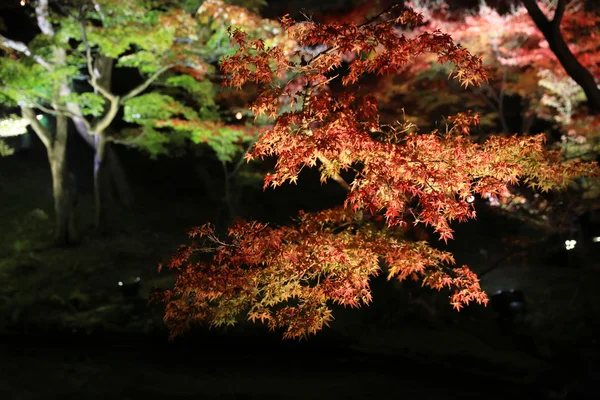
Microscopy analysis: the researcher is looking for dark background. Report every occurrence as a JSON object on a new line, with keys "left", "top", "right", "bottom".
{"left": 1, "top": 1, "right": 599, "bottom": 399}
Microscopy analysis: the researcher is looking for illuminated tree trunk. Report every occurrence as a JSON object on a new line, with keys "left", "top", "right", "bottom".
{"left": 93, "top": 132, "right": 114, "bottom": 235}
{"left": 91, "top": 56, "right": 134, "bottom": 209}
{"left": 69, "top": 55, "right": 133, "bottom": 234}
{"left": 50, "top": 116, "right": 78, "bottom": 244}
{"left": 22, "top": 108, "right": 77, "bottom": 245}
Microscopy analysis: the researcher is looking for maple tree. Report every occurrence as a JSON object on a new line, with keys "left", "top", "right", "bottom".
{"left": 157, "top": 5, "right": 598, "bottom": 340}
{"left": 0, "top": 0, "right": 290, "bottom": 239}
{"left": 399, "top": 0, "right": 600, "bottom": 229}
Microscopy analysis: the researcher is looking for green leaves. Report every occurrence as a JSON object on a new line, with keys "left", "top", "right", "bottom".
{"left": 0, "top": 139, "right": 14, "bottom": 157}
{"left": 164, "top": 75, "right": 216, "bottom": 104}
{"left": 62, "top": 93, "right": 106, "bottom": 117}
{"left": 123, "top": 93, "right": 197, "bottom": 123}
{"left": 117, "top": 51, "right": 162, "bottom": 73}
{"left": 0, "top": 57, "right": 54, "bottom": 106}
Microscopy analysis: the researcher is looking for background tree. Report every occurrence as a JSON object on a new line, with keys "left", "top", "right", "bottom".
{"left": 397, "top": 0, "right": 600, "bottom": 240}
{"left": 157, "top": 5, "right": 597, "bottom": 339}
{"left": 0, "top": 0, "right": 80, "bottom": 244}
{"left": 0, "top": 0, "right": 291, "bottom": 236}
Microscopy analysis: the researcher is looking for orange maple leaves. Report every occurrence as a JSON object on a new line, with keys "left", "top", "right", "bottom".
{"left": 157, "top": 6, "right": 598, "bottom": 340}
{"left": 159, "top": 209, "right": 487, "bottom": 339}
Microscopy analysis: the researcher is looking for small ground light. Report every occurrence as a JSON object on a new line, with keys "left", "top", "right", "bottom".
{"left": 466, "top": 195, "right": 475, "bottom": 203}
{"left": 592, "top": 237, "right": 600, "bottom": 243}
{"left": 235, "top": 112, "right": 243, "bottom": 120}
{"left": 118, "top": 277, "right": 142, "bottom": 298}
{"left": 565, "top": 239, "right": 577, "bottom": 250}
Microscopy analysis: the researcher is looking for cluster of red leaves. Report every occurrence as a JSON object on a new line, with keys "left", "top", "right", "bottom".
{"left": 408, "top": 1, "right": 600, "bottom": 88}
{"left": 158, "top": 7, "right": 598, "bottom": 339}
{"left": 158, "top": 208, "right": 487, "bottom": 340}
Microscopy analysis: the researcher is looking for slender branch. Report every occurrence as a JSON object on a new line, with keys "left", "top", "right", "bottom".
{"left": 77, "top": 21, "right": 120, "bottom": 134}
{"left": 0, "top": 34, "right": 52, "bottom": 70}
{"left": 92, "top": 1, "right": 106, "bottom": 23}
{"left": 20, "top": 107, "right": 51, "bottom": 149}
{"left": 121, "top": 64, "right": 174, "bottom": 103}
{"left": 307, "top": 3, "right": 404, "bottom": 66}
{"left": 91, "top": 94, "right": 120, "bottom": 134}
{"left": 29, "top": 102, "right": 89, "bottom": 130}
{"left": 79, "top": 22, "right": 96, "bottom": 87}
{"left": 316, "top": 153, "right": 351, "bottom": 192}
{"left": 30, "top": 103, "right": 56, "bottom": 116}
{"left": 79, "top": 22, "right": 118, "bottom": 103}
{"left": 231, "top": 137, "right": 258, "bottom": 177}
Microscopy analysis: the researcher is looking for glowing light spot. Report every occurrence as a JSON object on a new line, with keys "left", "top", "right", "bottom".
{"left": 466, "top": 195, "right": 475, "bottom": 203}
{"left": 118, "top": 281, "right": 123, "bottom": 286}
{"left": 0, "top": 115, "right": 30, "bottom": 137}
{"left": 36, "top": 114, "right": 43, "bottom": 120}
{"left": 565, "top": 239, "right": 576, "bottom": 250}
{"left": 20, "top": 0, "right": 26, "bottom": 6}
{"left": 592, "top": 237, "right": 600, "bottom": 243}
{"left": 235, "top": 112, "right": 243, "bottom": 120}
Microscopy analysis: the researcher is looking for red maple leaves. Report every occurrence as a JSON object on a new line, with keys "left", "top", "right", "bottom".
{"left": 159, "top": 209, "right": 488, "bottom": 339}
{"left": 157, "top": 6, "right": 598, "bottom": 340}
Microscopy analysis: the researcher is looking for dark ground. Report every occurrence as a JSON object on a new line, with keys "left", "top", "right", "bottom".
{"left": 1, "top": 133, "right": 599, "bottom": 400}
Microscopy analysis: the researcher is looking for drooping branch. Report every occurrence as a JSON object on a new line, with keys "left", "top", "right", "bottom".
{"left": 522, "top": 0, "right": 600, "bottom": 113}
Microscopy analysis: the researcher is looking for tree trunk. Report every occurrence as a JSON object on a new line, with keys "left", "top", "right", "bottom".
{"left": 68, "top": 53, "right": 133, "bottom": 234}
{"left": 90, "top": 55, "right": 134, "bottom": 209}
{"left": 70, "top": 54, "right": 134, "bottom": 205}
{"left": 93, "top": 132, "right": 114, "bottom": 235}
{"left": 24, "top": 107, "right": 78, "bottom": 245}
{"left": 71, "top": 116, "right": 134, "bottom": 208}
{"left": 523, "top": 0, "right": 600, "bottom": 113}
{"left": 105, "top": 143, "right": 134, "bottom": 207}
{"left": 50, "top": 115, "right": 78, "bottom": 244}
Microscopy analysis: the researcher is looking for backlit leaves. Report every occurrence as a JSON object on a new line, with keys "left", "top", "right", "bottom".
{"left": 159, "top": 208, "right": 487, "bottom": 339}
{"left": 159, "top": 6, "right": 598, "bottom": 340}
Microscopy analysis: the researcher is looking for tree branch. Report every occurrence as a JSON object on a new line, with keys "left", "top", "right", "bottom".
{"left": 552, "top": 0, "right": 567, "bottom": 28}
{"left": 317, "top": 153, "right": 351, "bottom": 192}
{"left": 522, "top": 0, "right": 600, "bottom": 113}
{"left": 35, "top": 0, "right": 55, "bottom": 36}
{"left": 121, "top": 64, "right": 174, "bottom": 103}
{"left": 0, "top": 34, "right": 52, "bottom": 70}
{"left": 522, "top": 0, "right": 551, "bottom": 34}
{"left": 21, "top": 107, "right": 51, "bottom": 149}
{"left": 77, "top": 21, "right": 120, "bottom": 134}
{"left": 91, "top": 95, "right": 120, "bottom": 134}
{"left": 78, "top": 21, "right": 118, "bottom": 103}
